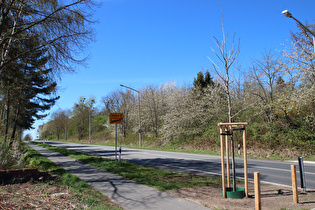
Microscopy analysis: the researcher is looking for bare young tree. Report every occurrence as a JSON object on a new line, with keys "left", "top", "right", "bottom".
{"left": 206, "top": 27, "right": 240, "bottom": 123}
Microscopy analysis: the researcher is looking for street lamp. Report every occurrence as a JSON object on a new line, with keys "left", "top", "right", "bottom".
{"left": 282, "top": 10, "right": 315, "bottom": 53}
{"left": 120, "top": 84, "right": 142, "bottom": 147}
{"left": 89, "top": 108, "right": 91, "bottom": 144}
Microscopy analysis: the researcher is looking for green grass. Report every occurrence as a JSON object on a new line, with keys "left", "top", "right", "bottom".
{"left": 55, "top": 137, "right": 315, "bottom": 162}
{"left": 22, "top": 143, "right": 122, "bottom": 209}
{"left": 57, "top": 138, "right": 222, "bottom": 156}
{"left": 34, "top": 142, "right": 222, "bottom": 191}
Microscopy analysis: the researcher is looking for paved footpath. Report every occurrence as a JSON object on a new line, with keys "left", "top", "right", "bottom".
{"left": 25, "top": 142, "right": 208, "bottom": 210}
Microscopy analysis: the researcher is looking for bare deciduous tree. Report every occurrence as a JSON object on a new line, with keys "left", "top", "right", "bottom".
{"left": 0, "top": 0, "right": 97, "bottom": 80}
{"left": 207, "top": 30, "right": 240, "bottom": 123}
{"left": 101, "top": 90, "right": 137, "bottom": 137}
{"left": 141, "top": 84, "right": 166, "bottom": 138}
{"left": 245, "top": 51, "right": 282, "bottom": 123}
{"left": 72, "top": 96, "right": 95, "bottom": 140}
{"left": 51, "top": 108, "right": 71, "bottom": 140}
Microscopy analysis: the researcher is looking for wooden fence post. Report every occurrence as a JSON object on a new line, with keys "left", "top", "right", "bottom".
{"left": 291, "top": 165, "right": 299, "bottom": 203}
{"left": 225, "top": 131, "right": 230, "bottom": 188}
{"left": 243, "top": 128, "right": 248, "bottom": 197}
{"left": 254, "top": 172, "right": 261, "bottom": 210}
{"left": 220, "top": 127, "right": 226, "bottom": 198}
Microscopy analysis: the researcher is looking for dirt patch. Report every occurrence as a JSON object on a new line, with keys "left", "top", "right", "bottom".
{"left": 168, "top": 183, "right": 315, "bottom": 209}
{"left": 0, "top": 181, "right": 119, "bottom": 209}
{"left": 0, "top": 168, "right": 56, "bottom": 185}
{"left": 0, "top": 182, "right": 87, "bottom": 209}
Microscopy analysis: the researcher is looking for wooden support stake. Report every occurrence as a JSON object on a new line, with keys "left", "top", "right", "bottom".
{"left": 254, "top": 172, "right": 261, "bottom": 210}
{"left": 220, "top": 127, "right": 226, "bottom": 198}
{"left": 218, "top": 122, "right": 248, "bottom": 198}
{"left": 218, "top": 122, "right": 248, "bottom": 127}
{"left": 243, "top": 128, "right": 248, "bottom": 197}
{"left": 225, "top": 129, "right": 230, "bottom": 188}
{"left": 291, "top": 165, "right": 299, "bottom": 203}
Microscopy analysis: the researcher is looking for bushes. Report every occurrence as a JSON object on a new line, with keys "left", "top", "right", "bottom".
{"left": 0, "top": 141, "right": 26, "bottom": 170}
{"left": 156, "top": 120, "right": 315, "bottom": 157}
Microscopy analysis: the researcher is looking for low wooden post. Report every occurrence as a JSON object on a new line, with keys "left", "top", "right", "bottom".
{"left": 225, "top": 129, "right": 230, "bottom": 188}
{"left": 254, "top": 172, "right": 261, "bottom": 210}
{"left": 243, "top": 127, "right": 248, "bottom": 197}
{"left": 220, "top": 127, "right": 226, "bottom": 198}
{"left": 291, "top": 165, "right": 299, "bottom": 203}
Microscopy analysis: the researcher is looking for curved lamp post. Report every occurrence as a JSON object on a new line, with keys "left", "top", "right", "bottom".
{"left": 120, "top": 84, "right": 142, "bottom": 147}
{"left": 282, "top": 10, "right": 315, "bottom": 53}
{"left": 89, "top": 108, "right": 91, "bottom": 144}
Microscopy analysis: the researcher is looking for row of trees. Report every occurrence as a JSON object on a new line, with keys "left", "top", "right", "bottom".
{"left": 41, "top": 20, "right": 315, "bottom": 155}
{"left": 0, "top": 0, "right": 98, "bottom": 169}
{"left": 0, "top": 0, "right": 97, "bottom": 144}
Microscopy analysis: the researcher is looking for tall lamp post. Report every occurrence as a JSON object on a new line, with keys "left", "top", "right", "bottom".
{"left": 120, "top": 84, "right": 142, "bottom": 147}
{"left": 282, "top": 10, "right": 315, "bottom": 53}
{"left": 89, "top": 107, "right": 91, "bottom": 144}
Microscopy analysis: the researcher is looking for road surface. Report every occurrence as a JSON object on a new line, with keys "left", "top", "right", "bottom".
{"left": 38, "top": 141, "right": 315, "bottom": 190}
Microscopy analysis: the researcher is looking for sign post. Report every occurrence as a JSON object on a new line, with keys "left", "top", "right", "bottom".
{"left": 110, "top": 113, "right": 123, "bottom": 161}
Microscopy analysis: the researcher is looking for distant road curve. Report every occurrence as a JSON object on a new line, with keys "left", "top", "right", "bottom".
{"left": 35, "top": 141, "right": 315, "bottom": 190}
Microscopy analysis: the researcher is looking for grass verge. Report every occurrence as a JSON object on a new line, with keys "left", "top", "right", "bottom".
{"left": 22, "top": 143, "right": 122, "bottom": 209}
{"left": 34, "top": 142, "right": 222, "bottom": 191}
{"left": 58, "top": 138, "right": 315, "bottom": 162}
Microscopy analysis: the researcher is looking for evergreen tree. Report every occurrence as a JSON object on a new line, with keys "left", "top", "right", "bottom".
{"left": 0, "top": 34, "right": 59, "bottom": 143}
{"left": 193, "top": 70, "right": 215, "bottom": 91}
{"left": 204, "top": 71, "right": 215, "bottom": 87}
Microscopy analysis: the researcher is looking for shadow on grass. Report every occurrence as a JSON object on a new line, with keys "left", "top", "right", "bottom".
{"left": 34, "top": 142, "right": 222, "bottom": 192}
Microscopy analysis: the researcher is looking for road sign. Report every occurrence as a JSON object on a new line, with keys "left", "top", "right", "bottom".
{"left": 138, "top": 129, "right": 142, "bottom": 133}
{"left": 110, "top": 113, "right": 123, "bottom": 124}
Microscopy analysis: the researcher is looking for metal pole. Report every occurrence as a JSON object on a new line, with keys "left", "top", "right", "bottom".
{"left": 89, "top": 108, "right": 91, "bottom": 144}
{"left": 119, "top": 146, "right": 122, "bottom": 161}
{"left": 282, "top": 10, "right": 315, "bottom": 53}
{"left": 291, "top": 16, "right": 315, "bottom": 37}
{"left": 298, "top": 156, "right": 306, "bottom": 192}
{"left": 291, "top": 16, "right": 315, "bottom": 53}
{"left": 115, "top": 124, "right": 117, "bottom": 161}
{"left": 138, "top": 92, "right": 142, "bottom": 147}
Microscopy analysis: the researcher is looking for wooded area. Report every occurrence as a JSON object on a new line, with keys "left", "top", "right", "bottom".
{"left": 0, "top": 0, "right": 97, "bottom": 168}
{"left": 39, "top": 22, "right": 315, "bottom": 157}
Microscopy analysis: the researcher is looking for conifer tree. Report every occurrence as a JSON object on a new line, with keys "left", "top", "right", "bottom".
{"left": 1, "top": 34, "right": 59, "bottom": 143}
{"left": 193, "top": 70, "right": 215, "bottom": 91}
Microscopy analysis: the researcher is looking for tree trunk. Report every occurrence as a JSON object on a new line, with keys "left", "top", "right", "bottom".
{"left": 4, "top": 89, "right": 10, "bottom": 142}
{"left": 10, "top": 86, "right": 23, "bottom": 140}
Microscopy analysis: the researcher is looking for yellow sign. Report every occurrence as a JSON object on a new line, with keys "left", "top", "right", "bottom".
{"left": 110, "top": 113, "right": 123, "bottom": 124}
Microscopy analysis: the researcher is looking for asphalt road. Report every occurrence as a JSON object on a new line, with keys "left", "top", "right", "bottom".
{"left": 38, "top": 141, "right": 315, "bottom": 190}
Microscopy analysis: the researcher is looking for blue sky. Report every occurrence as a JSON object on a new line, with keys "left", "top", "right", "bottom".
{"left": 27, "top": 0, "right": 315, "bottom": 138}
